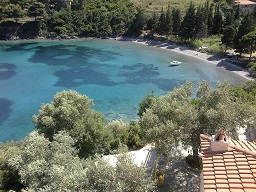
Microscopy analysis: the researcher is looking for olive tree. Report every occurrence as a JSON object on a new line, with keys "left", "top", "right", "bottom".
{"left": 8, "top": 131, "right": 89, "bottom": 191}
{"left": 7, "top": 131, "right": 153, "bottom": 192}
{"left": 140, "top": 81, "right": 256, "bottom": 162}
{"left": 33, "top": 90, "right": 111, "bottom": 158}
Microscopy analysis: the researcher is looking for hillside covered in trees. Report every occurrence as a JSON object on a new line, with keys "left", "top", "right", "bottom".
{"left": 1, "top": 0, "right": 256, "bottom": 71}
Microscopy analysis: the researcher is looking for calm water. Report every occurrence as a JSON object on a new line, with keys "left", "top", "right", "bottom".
{"left": 0, "top": 39, "right": 246, "bottom": 142}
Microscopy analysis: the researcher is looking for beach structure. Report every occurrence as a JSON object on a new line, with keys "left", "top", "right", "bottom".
{"left": 234, "top": 0, "right": 256, "bottom": 13}
{"left": 200, "top": 132, "right": 256, "bottom": 191}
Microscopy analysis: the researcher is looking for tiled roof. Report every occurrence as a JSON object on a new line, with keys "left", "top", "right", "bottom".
{"left": 200, "top": 134, "right": 256, "bottom": 192}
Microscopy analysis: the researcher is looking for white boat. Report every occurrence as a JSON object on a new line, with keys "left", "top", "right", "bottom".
{"left": 169, "top": 61, "right": 181, "bottom": 66}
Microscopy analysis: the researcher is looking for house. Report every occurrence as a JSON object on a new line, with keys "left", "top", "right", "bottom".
{"left": 200, "top": 133, "right": 256, "bottom": 192}
{"left": 234, "top": 0, "right": 256, "bottom": 13}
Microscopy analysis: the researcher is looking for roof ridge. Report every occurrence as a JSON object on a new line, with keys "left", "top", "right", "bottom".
{"left": 200, "top": 134, "right": 256, "bottom": 157}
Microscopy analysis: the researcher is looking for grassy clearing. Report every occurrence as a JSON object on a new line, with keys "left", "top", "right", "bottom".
{"left": 131, "top": 0, "right": 209, "bottom": 14}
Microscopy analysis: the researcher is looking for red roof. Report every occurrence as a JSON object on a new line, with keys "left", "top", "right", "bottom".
{"left": 200, "top": 134, "right": 256, "bottom": 192}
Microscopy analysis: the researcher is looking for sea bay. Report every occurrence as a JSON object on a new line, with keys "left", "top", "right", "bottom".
{"left": 0, "top": 39, "right": 247, "bottom": 142}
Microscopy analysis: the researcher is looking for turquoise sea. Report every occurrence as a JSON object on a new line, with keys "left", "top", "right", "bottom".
{"left": 0, "top": 39, "right": 247, "bottom": 142}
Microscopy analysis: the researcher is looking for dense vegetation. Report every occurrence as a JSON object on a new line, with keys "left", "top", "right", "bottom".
{"left": 0, "top": 80, "right": 256, "bottom": 191}
{"left": 1, "top": 0, "right": 256, "bottom": 75}
{"left": 0, "top": 0, "right": 256, "bottom": 190}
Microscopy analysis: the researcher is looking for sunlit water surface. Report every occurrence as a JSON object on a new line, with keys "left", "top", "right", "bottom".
{"left": 0, "top": 39, "right": 247, "bottom": 142}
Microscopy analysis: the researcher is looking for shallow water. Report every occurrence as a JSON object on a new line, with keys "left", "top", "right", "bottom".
{"left": 0, "top": 39, "right": 246, "bottom": 142}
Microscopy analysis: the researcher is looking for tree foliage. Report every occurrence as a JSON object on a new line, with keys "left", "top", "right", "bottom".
{"left": 140, "top": 81, "right": 256, "bottom": 161}
{"left": 3, "top": 3, "right": 24, "bottom": 22}
{"left": 6, "top": 131, "right": 153, "bottom": 192}
{"left": 28, "top": 2, "right": 45, "bottom": 21}
{"left": 33, "top": 90, "right": 110, "bottom": 158}
{"left": 179, "top": 2, "right": 196, "bottom": 40}
{"left": 240, "top": 30, "right": 256, "bottom": 61}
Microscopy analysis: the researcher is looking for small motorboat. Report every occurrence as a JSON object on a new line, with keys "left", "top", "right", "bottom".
{"left": 169, "top": 60, "right": 181, "bottom": 66}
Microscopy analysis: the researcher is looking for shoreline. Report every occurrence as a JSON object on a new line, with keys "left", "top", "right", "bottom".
{"left": 125, "top": 38, "right": 253, "bottom": 81}
{"left": 1, "top": 36, "right": 254, "bottom": 80}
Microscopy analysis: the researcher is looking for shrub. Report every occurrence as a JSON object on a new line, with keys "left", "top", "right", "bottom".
{"left": 247, "top": 62, "right": 256, "bottom": 77}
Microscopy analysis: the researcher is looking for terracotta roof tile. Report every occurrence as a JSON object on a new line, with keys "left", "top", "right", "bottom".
{"left": 242, "top": 182, "right": 256, "bottom": 188}
{"left": 200, "top": 134, "right": 256, "bottom": 191}
{"left": 216, "top": 179, "right": 229, "bottom": 184}
{"left": 226, "top": 170, "right": 239, "bottom": 175}
{"left": 204, "top": 184, "right": 217, "bottom": 189}
{"left": 243, "top": 189, "right": 256, "bottom": 192}
{"left": 229, "top": 183, "right": 244, "bottom": 189}
{"left": 228, "top": 178, "right": 242, "bottom": 183}
{"left": 215, "top": 174, "right": 228, "bottom": 179}
{"left": 204, "top": 189, "right": 217, "bottom": 192}
{"left": 216, "top": 183, "right": 230, "bottom": 188}
{"left": 229, "top": 189, "right": 244, "bottom": 192}
{"left": 227, "top": 174, "right": 241, "bottom": 179}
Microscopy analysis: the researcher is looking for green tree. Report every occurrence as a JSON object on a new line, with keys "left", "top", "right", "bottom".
{"left": 28, "top": 2, "right": 45, "bottom": 21}
{"left": 157, "top": 7, "right": 166, "bottom": 35}
{"left": 240, "top": 30, "right": 256, "bottom": 61}
{"left": 146, "top": 11, "right": 158, "bottom": 31}
{"left": 224, "top": 10, "right": 234, "bottom": 28}
{"left": 165, "top": 4, "right": 173, "bottom": 36}
{"left": 195, "top": 5, "right": 208, "bottom": 38}
{"left": 206, "top": 1, "right": 214, "bottom": 35}
{"left": 172, "top": 8, "right": 181, "bottom": 35}
{"left": 8, "top": 131, "right": 89, "bottom": 191}
{"left": 33, "top": 90, "right": 110, "bottom": 158}
{"left": 7, "top": 131, "right": 153, "bottom": 191}
{"left": 179, "top": 2, "right": 196, "bottom": 40}
{"left": 140, "top": 81, "right": 255, "bottom": 162}
{"left": 3, "top": 4, "right": 24, "bottom": 22}
{"left": 234, "top": 13, "right": 256, "bottom": 55}
{"left": 221, "top": 25, "right": 236, "bottom": 52}
{"left": 126, "top": 6, "right": 146, "bottom": 36}
{"left": 212, "top": 3, "right": 223, "bottom": 34}
{"left": 137, "top": 91, "right": 154, "bottom": 118}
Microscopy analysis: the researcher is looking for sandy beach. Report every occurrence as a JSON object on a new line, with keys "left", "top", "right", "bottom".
{"left": 117, "top": 38, "right": 254, "bottom": 81}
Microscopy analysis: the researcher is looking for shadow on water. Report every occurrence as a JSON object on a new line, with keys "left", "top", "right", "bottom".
{"left": 0, "top": 63, "right": 16, "bottom": 80}
{"left": 0, "top": 98, "right": 12, "bottom": 124}
{"left": 54, "top": 67, "right": 118, "bottom": 87}
{"left": 2, "top": 42, "right": 38, "bottom": 51}
{"left": 12, "top": 42, "right": 182, "bottom": 91}
{"left": 119, "top": 63, "right": 185, "bottom": 91}
{"left": 27, "top": 44, "right": 126, "bottom": 88}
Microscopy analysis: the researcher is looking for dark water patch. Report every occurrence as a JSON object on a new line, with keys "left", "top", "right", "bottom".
{"left": 29, "top": 45, "right": 121, "bottom": 67}
{"left": 153, "top": 78, "right": 186, "bottom": 92}
{"left": 118, "top": 63, "right": 160, "bottom": 84}
{"left": 54, "top": 67, "right": 117, "bottom": 88}
{"left": 0, "top": 63, "right": 16, "bottom": 80}
{"left": 0, "top": 98, "right": 12, "bottom": 124}
{"left": 2, "top": 42, "right": 38, "bottom": 52}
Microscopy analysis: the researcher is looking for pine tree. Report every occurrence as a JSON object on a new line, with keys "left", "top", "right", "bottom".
{"left": 206, "top": 1, "right": 214, "bottom": 35}
{"left": 234, "top": 13, "right": 256, "bottom": 54}
{"left": 165, "top": 4, "right": 173, "bottom": 36}
{"left": 234, "top": 4, "right": 240, "bottom": 21}
{"left": 195, "top": 5, "right": 208, "bottom": 38}
{"left": 179, "top": 2, "right": 196, "bottom": 40}
{"left": 224, "top": 10, "right": 234, "bottom": 28}
{"left": 157, "top": 7, "right": 166, "bottom": 35}
{"left": 221, "top": 26, "right": 236, "bottom": 52}
{"left": 172, "top": 8, "right": 181, "bottom": 35}
{"left": 212, "top": 3, "right": 223, "bottom": 34}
